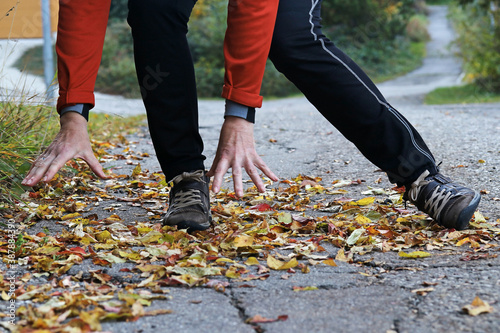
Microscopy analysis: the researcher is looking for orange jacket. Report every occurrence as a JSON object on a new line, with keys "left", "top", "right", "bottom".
{"left": 56, "top": 0, "right": 279, "bottom": 112}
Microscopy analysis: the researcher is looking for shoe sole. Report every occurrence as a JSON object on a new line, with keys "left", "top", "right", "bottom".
{"left": 176, "top": 219, "right": 211, "bottom": 232}
{"left": 454, "top": 191, "right": 481, "bottom": 230}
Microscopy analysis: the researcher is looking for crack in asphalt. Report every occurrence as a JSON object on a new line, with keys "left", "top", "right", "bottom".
{"left": 226, "top": 287, "right": 264, "bottom": 333}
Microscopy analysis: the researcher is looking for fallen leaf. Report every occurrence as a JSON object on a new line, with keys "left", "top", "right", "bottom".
{"left": 398, "top": 251, "right": 431, "bottom": 259}
{"left": 244, "top": 257, "right": 260, "bottom": 266}
{"left": 267, "top": 256, "right": 298, "bottom": 270}
{"left": 463, "top": 296, "right": 494, "bottom": 316}
{"left": 411, "top": 287, "right": 434, "bottom": 296}
{"left": 322, "top": 259, "right": 337, "bottom": 267}
{"left": 247, "top": 314, "right": 288, "bottom": 323}
{"left": 347, "top": 228, "right": 365, "bottom": 246}
{"left": 292, "top": 286, "right": 318, "bottom": 291}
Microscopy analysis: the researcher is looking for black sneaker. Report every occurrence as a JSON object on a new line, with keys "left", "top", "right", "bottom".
{"left": 162, "top": 170, "right": 211, "bottom": 232}
{"left": 404, "top": 170, "right": 481, "bottom": 230}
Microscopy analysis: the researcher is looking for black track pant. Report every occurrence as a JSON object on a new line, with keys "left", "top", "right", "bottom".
{"left": 128, "top": 0, "right": 438, "bottom": 185}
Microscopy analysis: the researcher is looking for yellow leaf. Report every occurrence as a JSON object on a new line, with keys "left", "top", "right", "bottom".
{"left": 398, "top": 251, "right": 431, "bottom": 259}
{"left": 234, "top": 235, "right": 254, "bottom": 248}
{"left": 34, "top": 246, "right": 61, "bottom": 255}
{"left": 355, "top": 215, "right": 371, "bottom": 224}
{"left": 61, "top": 213, "right": 81, "bottom": 221}
{"left": 132, "top": 163, "right": 142, "bottom": 177}
{"left": 456, "top": 237, "right": 470, "bottom": 247}
{"left": 244, "top": 257, "right": 260, "bottom": 266}
{"left": 225, "top": 266, "right": 241, "bottom": 279}
{"left": 352, "top": 197, "right": 375, "bottom": 206}
{"left": 463, "top": 296, "right": 494, "bottom": 316}
{"left": 216, "top": 258, "right": 236, "bottom": 264}
{"left": 119, "top": 251, "right": 142, "bottom": 261}
{"left": 96, "top": 230, "right": 112, "bottom": 242}
{"left": 322, "top": 259, "right": 337, "bottom": 267}
{"left": 267, "top": 256, "right": 298, "bottom": 270}
{"left": 478, "top": 159, "right": 486, "bottom": 164}
{"left": 138, "top": 230, "right": 162, "bottom": 244}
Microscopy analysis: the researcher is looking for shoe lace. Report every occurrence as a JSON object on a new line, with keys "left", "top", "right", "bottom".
{"left": 408, "top": 170, "right": 430, "bottom": 202}
{"left": 169, "top": 170, "right": 206, "bottom": 210}
{"left": 423, "top": 186, "right": 454, "bottom": 219}
{"left": 170, "top": 189, "right": 202, "bottom": 210}
{"left": 408, "top": 170, "right": 453, "bottom": 220}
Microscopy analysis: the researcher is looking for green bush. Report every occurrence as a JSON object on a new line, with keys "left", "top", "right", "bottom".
{"left": 321, "top": 0, "right": 423, "bottom": 43}
{"left": 450, "top": 1, "right": 500, "bottom": 91}
{"left": 406, "top": 15, "right": 430, "bottom": 42}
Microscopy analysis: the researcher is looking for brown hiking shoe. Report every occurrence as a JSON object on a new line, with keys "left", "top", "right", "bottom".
{"left": 163, "top": 170, "right": 211, "bottom": 232}
{"left": 404, "top": 170, "right": 481, "bottom": 230}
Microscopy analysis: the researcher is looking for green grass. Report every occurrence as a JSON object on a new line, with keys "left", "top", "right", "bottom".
{"left": 425, "top": 83, "right": 500, "bottom": 104}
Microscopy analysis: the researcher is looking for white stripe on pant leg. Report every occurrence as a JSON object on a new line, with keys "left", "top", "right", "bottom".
{"left": 308, "top": 0, "right": 435, "bottom": 164}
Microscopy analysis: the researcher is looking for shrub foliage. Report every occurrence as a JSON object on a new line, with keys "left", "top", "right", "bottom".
{"left": 451, "top": 0, "right": 500, "bottom": 91}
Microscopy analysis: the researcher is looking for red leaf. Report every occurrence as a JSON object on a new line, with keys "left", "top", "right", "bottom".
{"left": 250, "top": 203, "right": 273, "bottom": 212}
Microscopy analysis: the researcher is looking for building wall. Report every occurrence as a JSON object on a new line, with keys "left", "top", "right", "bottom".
{"left": 0, "top": 0, "right": 58, "bottom": 39}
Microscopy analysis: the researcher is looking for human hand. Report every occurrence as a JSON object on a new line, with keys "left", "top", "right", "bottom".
{"left": 207, "top": 116, "right": 278, "bottom": 197}
{"left": 21, "top": 112, "right": 107, "bottom": 186}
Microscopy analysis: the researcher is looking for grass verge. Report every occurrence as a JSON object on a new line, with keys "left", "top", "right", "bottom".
{"left": 425, "top": 83, "right": 500, "bottom": 105}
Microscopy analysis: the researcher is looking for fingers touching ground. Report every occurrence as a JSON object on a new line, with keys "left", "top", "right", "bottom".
{"left": 207, "top": 116, "right": 278, "bottom": 197}
{"left": 21, "top": 113, "right": 106, "bottom": 187}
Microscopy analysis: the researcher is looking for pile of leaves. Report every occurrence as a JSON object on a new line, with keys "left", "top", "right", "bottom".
{"left": 0, "top": 137, "right": 498, "bottom": 332}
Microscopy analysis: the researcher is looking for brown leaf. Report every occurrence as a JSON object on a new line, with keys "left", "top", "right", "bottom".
{"left": 247, "top": 314, "right": 288, "bottom": 323}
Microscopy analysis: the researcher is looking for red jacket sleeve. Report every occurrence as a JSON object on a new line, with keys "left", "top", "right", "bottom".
{"left": 56, "top": 0, "right": 111, "bottom": 112}
{"left": 221, "top": 0, "right": 279, "bottom": 108}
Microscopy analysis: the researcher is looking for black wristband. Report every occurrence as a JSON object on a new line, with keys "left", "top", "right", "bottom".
{"left": 60, "top": 103, "right": 91, "bottom": 121}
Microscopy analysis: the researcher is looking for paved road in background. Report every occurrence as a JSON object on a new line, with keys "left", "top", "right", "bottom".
{"left": 1, "top": 5, "right": 499, "bottom": 333}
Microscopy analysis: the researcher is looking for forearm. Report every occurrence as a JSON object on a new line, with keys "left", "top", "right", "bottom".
{"left": 222, "top": 0, "right": 280, "bottom": 108}
{"left": 56, "top": 0, "right": 112, "bottom": 113}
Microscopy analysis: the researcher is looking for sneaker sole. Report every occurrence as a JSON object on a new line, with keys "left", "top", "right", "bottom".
{"left": 176, "top": 219, "right": 211, "bottom": 232}
{"left": 454, "top": 191, "right": 481, "bottom": 230}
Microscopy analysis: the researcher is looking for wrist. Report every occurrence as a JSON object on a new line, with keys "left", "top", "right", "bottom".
{"left": 60, "top": 111, "right": 88, "bottom": 128}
